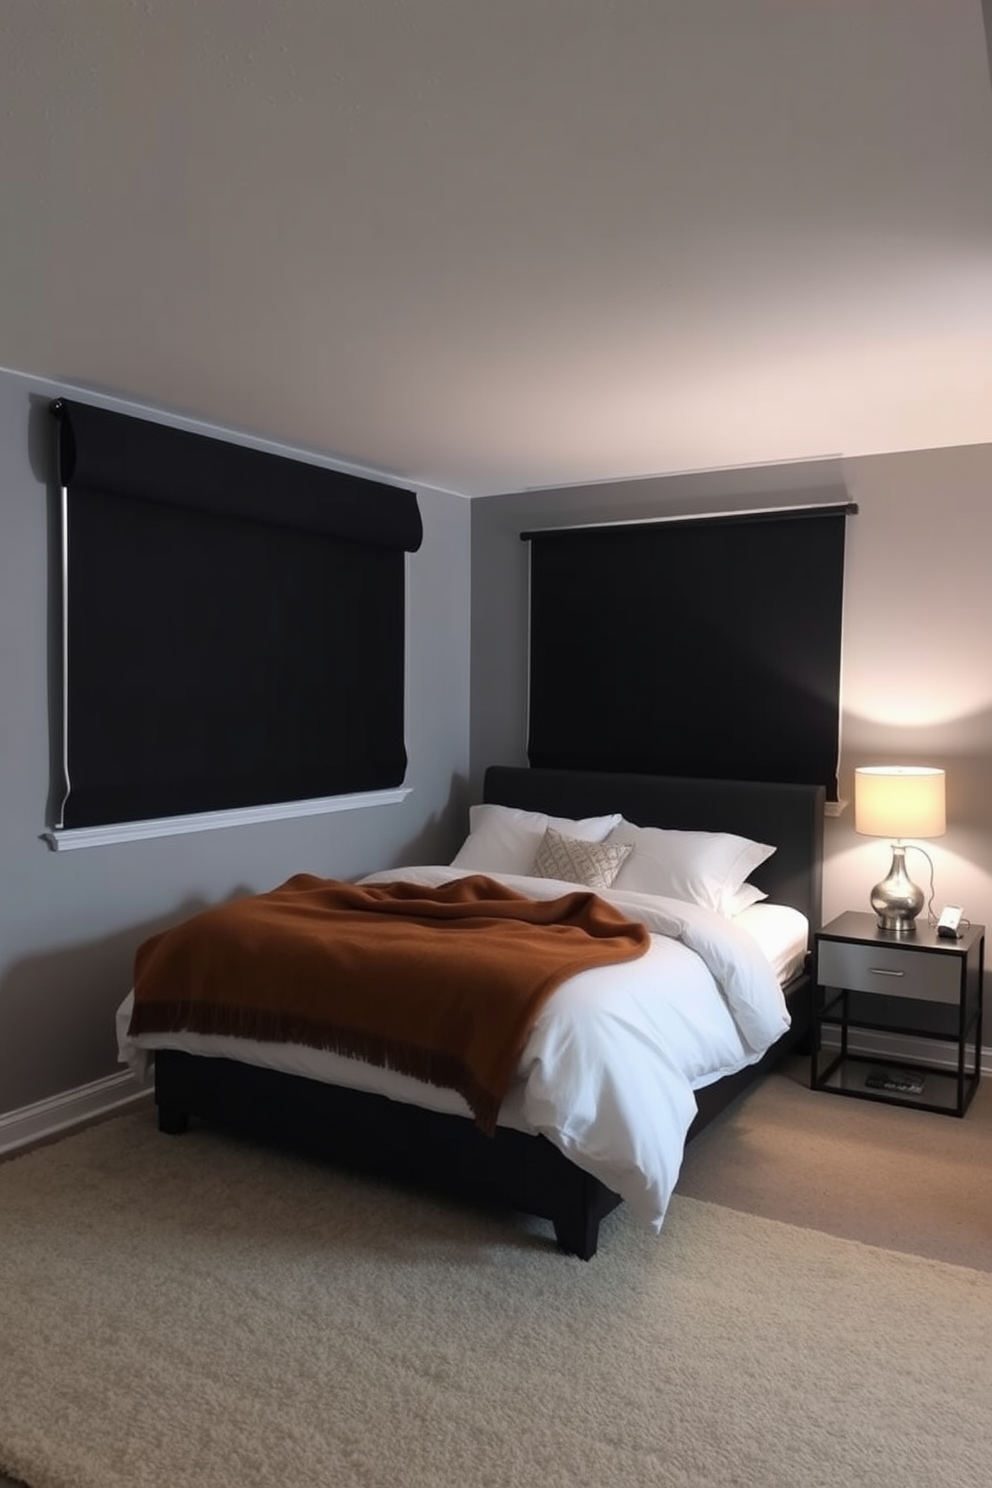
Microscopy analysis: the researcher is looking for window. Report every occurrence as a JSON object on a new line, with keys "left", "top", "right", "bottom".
{"left": 50, "top": 398, "right": 422, "bottom": 841}
{"left": 524, "top": 503, "right": 854, "bottom": 801}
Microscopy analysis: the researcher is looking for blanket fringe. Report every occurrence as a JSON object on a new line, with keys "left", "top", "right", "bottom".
{"left": 131, "top": 999, "right": 503, "bottom": 1133}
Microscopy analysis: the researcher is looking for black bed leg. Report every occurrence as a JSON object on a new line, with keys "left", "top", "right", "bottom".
{"left": 157, "top": 1105, "right": 189, "bottom": 1135}
{"left": 553, "top": 1212, "right": 599, "bottom": 1260}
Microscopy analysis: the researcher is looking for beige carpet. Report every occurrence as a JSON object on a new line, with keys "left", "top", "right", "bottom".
{"left": 2, "top": 1108, "right": 992, "bottom": 1488}
{"left": 678, "top": 1056, "right": 992, "bottom": 1272}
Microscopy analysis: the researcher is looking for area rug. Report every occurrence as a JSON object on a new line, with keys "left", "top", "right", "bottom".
{"left": 1, "top": 1113, "right": 990, "bottom": 1488}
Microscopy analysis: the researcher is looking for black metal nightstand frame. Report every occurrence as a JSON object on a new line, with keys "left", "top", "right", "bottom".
{"left": 811, "top": 911, "right": 985, "bottom": 1117}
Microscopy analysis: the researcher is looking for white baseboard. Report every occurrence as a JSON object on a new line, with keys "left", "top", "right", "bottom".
{"left": 0, "top": 1070, "right": 152, "bottom": 1157}
{"left": 1, "top": 1036, "right": 986, "bottom": 1160}
{"left": 819, "top": 1028, "right": 992, "bottom": 1077}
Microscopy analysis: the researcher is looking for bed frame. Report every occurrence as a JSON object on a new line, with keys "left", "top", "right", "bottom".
{"left": 153, "top": 766, "right": 824, "bottom": 1258}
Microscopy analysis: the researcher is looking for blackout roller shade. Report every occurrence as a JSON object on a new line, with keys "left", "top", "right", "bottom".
{"left": 51, "top": 398, "right": 422, "bottom": 831}
{"left": 524, "top": 504, "right": 853, "bottom": 801}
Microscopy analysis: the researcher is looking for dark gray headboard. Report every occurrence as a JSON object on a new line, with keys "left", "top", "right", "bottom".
{"left": 483, "top": 766, "right": 824, "bottom": 930}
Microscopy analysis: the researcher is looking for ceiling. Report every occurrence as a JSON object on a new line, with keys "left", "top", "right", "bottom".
{"left": 3, "top": 1, "right": 992, "bottom": 497}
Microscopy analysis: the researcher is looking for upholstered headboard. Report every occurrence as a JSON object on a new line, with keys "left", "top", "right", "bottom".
{"left": 483, "top": 766, "right": 824, "bottom": 930}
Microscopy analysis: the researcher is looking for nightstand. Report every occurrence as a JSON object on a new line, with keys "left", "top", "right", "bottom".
{"left": 811, "top": 911, "right": 985, "bottom": 1116}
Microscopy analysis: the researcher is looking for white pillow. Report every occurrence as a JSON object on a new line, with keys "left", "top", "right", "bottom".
{"left": 451, "top": 803, "right": 622, "bottom": 876}
{"left": 606, "top": 821, "right": 775, "bottom": 915}
{"left": 723, "top": 882, "right": 769, "bottom": 917}
{"left": 531, "top": 827, "right": 633, "bottom": 890}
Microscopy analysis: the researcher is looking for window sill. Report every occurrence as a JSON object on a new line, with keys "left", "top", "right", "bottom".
{"left": 43, "top": 787, "right": 412, "bottom": 851}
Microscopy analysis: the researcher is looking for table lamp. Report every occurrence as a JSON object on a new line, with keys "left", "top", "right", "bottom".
{"left": 854, "top": 766, "right": 946, "bottom": 933}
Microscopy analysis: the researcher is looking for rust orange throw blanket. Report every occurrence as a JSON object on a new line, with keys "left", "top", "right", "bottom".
{"left": 130, "top": 873, "right": 649, "bottom": 1133}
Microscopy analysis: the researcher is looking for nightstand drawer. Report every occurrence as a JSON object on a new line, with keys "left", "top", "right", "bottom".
{"left": 816, "top": 939, "right": 960, "bottom": 1004}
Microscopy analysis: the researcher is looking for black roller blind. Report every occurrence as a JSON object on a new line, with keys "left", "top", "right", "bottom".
{"left": 524, "top": 504, "right": 853, "bottom": 801}
{"left": 52, "top": 399, "right": 422, "bottom": 830}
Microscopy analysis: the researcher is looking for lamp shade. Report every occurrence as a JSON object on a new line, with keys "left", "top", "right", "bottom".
{"left": 854, "top": 766, "right": 946, "bottom": 840}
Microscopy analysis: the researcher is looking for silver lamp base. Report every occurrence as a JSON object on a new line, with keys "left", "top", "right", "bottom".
{"left": 870, "top": 844, "right": 924, "bottom": 933}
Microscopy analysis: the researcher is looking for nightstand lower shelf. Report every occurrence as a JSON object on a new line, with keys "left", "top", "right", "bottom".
{"left": 812, "top": 1051, "right": 979, "bottom": 1117}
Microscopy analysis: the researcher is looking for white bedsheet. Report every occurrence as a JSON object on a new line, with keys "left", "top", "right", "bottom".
{"left": 734, "top": 900, "right": 809, "bottom": 987}
{"left": 117, "top": 866, "right": 800, "bottom": 1233}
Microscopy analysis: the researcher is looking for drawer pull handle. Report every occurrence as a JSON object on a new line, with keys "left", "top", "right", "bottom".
{"left": 868, "top": 967, "right": 904, "bottom": 977}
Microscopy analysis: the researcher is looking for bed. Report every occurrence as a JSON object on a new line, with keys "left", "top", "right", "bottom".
{"left": 119, "top": 766, "right": 824, "bottom": 1258}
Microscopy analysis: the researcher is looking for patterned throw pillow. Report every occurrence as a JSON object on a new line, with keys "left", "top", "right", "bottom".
{"left": 531, "top": 827, "right": 633, "bottom": 890}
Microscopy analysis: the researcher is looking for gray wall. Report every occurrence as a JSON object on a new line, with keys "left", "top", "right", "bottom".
{"left": 0, "top": 369, "right": 472, "bottom": 1116}
{"left": 470, "top": 445, "right": 992, "bottom": 971}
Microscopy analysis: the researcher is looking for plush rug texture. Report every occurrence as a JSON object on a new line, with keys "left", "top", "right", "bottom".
{"left": 1, "top": 1112, "right": 990, "bottom": 1488}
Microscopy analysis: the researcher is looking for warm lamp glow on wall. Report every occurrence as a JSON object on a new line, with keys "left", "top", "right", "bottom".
{"left": 854, "top": 766, "right": 946, "bottom": 934}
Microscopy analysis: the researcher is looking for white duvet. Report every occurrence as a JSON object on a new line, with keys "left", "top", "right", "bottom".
{"left": 117, "top": 865, "right": 792, "bottom": 1233}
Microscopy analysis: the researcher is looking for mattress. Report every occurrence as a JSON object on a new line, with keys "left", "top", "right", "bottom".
{"left": 734, "top": 900, "right": 809, "bottom": 987}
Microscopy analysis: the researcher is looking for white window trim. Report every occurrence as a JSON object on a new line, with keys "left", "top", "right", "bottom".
{"left": 44, "top": 786, "right": 411, "bottom": 852}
